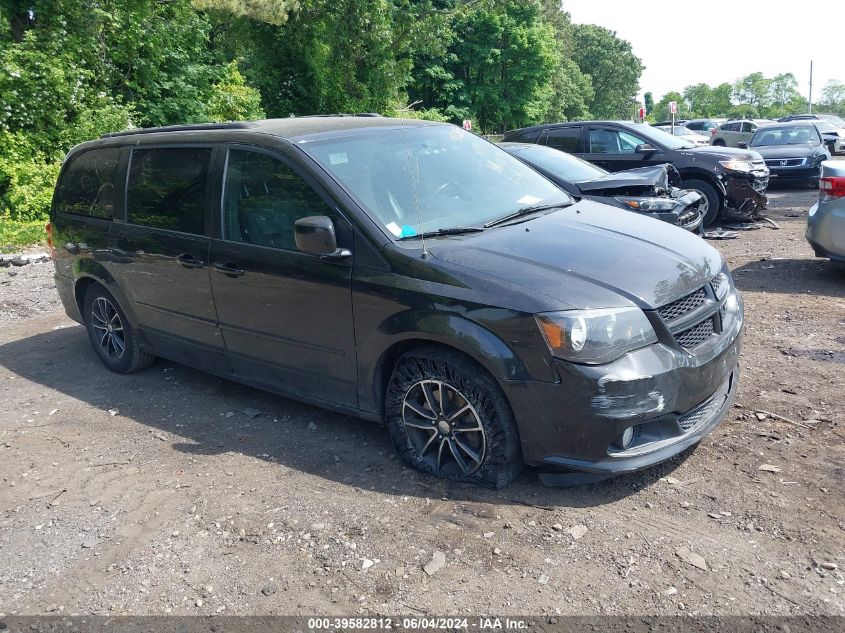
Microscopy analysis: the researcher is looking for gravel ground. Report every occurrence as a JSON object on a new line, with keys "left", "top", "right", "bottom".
{"left": 0, "top": 183, "right": 842, "bottom": 618}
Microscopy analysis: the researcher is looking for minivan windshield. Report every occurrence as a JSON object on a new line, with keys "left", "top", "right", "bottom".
{"left": 300, "top": 125, "right": 571, "bottom": 240}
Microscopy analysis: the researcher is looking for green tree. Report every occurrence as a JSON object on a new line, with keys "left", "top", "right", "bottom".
{"left": 654, "top": 91, "right": 690, "bottom": 122}
{"left": 192, "top": 0, "right": 300, "bottom": 24}
{"left": 733, "top": 72, "right": 770, "bottom": 110}
{"left": 571, "top": 24, "right": 642, "bottom": 119}
{"left": 820, "top": 80, "right": 845, "bottom": 115}
{"left": 643, "top": 91, "right": 654, "bottom": 116}
{"left": 682, "top": 83, "right": 713, "bottom": 117}
{"left": 766, "top": 72, "right": 802, "bottom": 117}
{"left": 711, "top": 82, "right": 734, "bottom": 116}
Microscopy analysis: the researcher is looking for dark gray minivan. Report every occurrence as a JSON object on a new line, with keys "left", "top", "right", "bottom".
{"left": 49, "top": 117, "right": 744, "bottom": 487}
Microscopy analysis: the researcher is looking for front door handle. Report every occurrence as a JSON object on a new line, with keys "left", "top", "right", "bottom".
{"left": 213, "top": 261, "right": 245, "bottom": 277}
{"left": 177, "top": 253, "right": 205, "bottom": 269}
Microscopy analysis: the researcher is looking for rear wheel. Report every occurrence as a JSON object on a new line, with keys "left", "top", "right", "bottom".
{"left": 712, "top": 139, "right": 726, "bottom": 147}
{"left": 680, "top": 178, "right": 721, "bottom": 226}
{"left": 84, "top": 284, "right": 154, "bottom": 373}
{"left": 385, "top": 347, "right": 523, "bottom": 488}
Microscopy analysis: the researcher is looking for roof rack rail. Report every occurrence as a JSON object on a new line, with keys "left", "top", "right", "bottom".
{"left": 101, "top": 121, "right": 257, "bottom": 139}
{"left": 292, "top": 113, "right": 383, "bottom": 118}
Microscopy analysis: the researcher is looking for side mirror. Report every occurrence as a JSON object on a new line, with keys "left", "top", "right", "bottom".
{"left": 294, "top": 216, "right": 350, "bottom": 259}
{"left": 737, "top": 142, "right": 748, "bottom": 149}
{"left": 635, "top": 143, "right": 658, "bottom": 154}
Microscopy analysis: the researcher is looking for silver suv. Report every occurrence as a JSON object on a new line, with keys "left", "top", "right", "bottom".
{"left": 711, "top": 119, "right": 772, "bottom": 148}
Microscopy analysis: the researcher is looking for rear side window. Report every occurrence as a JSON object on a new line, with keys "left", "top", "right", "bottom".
{"left": 546, "top": 127, "right": 583, "bottom": 153}
{"left": 127, "top": 147, "right": 211, "bottom": 234}
{"left": 55, "top": 148, "right": 121, "bottom": 219}
{"left": 724, "top": 122, "right": 741, "bottom": 132}
{"left": 512, "top": 130, "right": 540, "bottom": 143}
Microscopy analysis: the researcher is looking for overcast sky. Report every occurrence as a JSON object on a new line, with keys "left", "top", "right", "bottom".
{"left": 564, "top": 0, "right": 845, "bottom": 104}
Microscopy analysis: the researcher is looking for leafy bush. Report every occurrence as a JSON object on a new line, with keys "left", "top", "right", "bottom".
{"left": 0, "top": 219, "right": 47, "bottom": 253}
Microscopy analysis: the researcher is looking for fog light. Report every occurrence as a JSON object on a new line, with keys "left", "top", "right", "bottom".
{"left": 615, "top": 426, "right": 635, "bottom": 450}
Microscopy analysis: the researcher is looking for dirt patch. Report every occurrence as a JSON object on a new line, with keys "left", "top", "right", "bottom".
{"left": 0, "top": 182, "right": 842, "bottom": 617}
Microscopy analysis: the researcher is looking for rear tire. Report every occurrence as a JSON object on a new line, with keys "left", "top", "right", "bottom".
{"left": 712, "top": 139, "right": 726, "bottom": 147}
{"left": 680, "top": 178, "right": 721, "bottom": 226}
{"left": 83, "top": 284, "right": 154, "bottom": 374}
{"left": 385, "top": 346, "right": 523, "bottom": 488}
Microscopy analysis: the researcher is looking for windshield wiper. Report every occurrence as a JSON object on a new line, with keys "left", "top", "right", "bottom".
{"left": 483, "top": 202, "right": 571, "bottom": 228}
{"left": 397, "top": 226, "right": 484, "bottom": 241}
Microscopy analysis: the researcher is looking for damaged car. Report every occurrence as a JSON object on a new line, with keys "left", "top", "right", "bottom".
{"left": 50, "top": 118, "right": 744, "bottom": 488}
{"left": 500, "top": 142, "right": 703, "bottom": 232}
{"left": 502, "top": 120, "right": 769, "bottom": 225}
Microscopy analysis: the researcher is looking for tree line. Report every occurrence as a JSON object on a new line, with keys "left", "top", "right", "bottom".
{"left": 0, "top": 0, "right": 644, "bottom": 224}
{"left": 644, "top": 73, "right": 845, "bottom": 123}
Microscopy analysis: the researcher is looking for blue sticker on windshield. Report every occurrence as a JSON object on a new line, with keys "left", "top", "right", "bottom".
{"left": 400, "top": 225, "right": 418, "bottom": 237}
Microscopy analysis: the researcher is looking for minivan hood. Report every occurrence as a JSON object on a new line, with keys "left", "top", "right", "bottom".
{"left": 428, "top": 199, "right": 722, "bottom": 310}
{"left": 576, "top": 164, "right": 680, "bottom": 195}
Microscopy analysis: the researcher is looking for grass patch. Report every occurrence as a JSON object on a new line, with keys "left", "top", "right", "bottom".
{"left": 0, "top": 219, "right": 48, "bottom": 253}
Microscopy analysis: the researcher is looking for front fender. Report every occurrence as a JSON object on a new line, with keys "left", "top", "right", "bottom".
{"left": 379, "top": 309, "right": 530, "bottom": 381}
{"left": 358, "top": 309, "right": 542, "bottom": 415}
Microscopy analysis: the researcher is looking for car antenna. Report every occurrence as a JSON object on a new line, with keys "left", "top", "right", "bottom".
{"left": 399, "top": 115, "right": 427, "bottom": 258}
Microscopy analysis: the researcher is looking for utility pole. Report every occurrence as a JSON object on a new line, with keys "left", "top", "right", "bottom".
{"left": 808, "top": 60, "right": 813, "bottom": 114}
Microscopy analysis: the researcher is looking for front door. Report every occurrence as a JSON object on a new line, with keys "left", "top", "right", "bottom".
{"left": 209, "top": 146, "right": 357, "bottom": 407}
{"left": 582, "top": 126, "right": 665, "bottom": 172}
{"left": 109, "top": 145, "right": 228, "bottom": 372}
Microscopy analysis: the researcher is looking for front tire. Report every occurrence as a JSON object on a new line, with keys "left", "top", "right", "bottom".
{"left": 385, "top": 347, "right": 523, "bottom": 488}
{"left": 84, "top": 284, "right": 154, "bottom": 374}
{"left": 680, "top": 178, "right": 721, "bottom": 226}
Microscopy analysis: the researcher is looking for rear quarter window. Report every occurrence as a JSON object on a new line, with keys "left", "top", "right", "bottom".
{"left": 126, "top": 147, "right": 211, "bottom": 235}
{"left": 54, "top": 147, "right": 121, "bottom": 219}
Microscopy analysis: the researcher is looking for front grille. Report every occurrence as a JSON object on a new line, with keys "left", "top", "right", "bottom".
{"left": 676, "top": 317, "right": 715, "bottom": 348}
{"left": 678, "top": 378, "right": 731, "bottom": 432}
{"left": 764, "top": 157, "right": 805, "bottom": 167}
{"left": 657, "top": 288, "right": 706, "bottom": 322}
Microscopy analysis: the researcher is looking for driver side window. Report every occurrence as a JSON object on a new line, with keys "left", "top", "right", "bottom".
{"left": 589, "top": 128, "right": 645, "bottom": 154}
{"left": 222, "top": 149, "right": 333, "bottom": 251}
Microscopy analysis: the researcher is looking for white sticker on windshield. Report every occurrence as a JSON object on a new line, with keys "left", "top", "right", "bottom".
{"left": 386, "top": 222, "right": 402, "bottom": 237}
{"left": 329, "top": 152, "right": 349, "bottom": 165}
{"left": 517, "top": 195, "right": 541, "bottom": 205}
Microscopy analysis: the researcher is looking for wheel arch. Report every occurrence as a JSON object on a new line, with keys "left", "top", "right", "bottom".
{"left": 73, "top": 262, "right": 138, "bottom": 327}
{"left": 676, "top": 168, "right": 726, "bottom": 197}
{"left": 369, "top": 314, "right": 531, "bottom": 419}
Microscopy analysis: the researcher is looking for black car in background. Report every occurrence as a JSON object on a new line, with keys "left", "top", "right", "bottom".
{"left": 740, "top": 122, "right": 831, "bottom": 186}
{"left": 500, "top": 142, "right": 703, "bottom": 232}
{"left": 502, "top": 120, "right": 769, "bottom": 225}
{"left": 48, "top": 117, "right": 743, "bottom": 488}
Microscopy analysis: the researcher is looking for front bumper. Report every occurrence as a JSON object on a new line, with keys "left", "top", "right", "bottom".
{"left": 722, "top": 171, "right": 768, "bottom": 220}
{"left": 501, "top": 297, "right": 743, "bottom": 474}
{"left": 768, "top": 164, "right": 822, "bottom": 182}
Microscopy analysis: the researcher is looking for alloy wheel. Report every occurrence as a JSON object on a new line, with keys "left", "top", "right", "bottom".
{"left": 689, "top": 190, "right": 709, "bottom": 215}
{"left": 402, "top": 380, "right": 486, "bottom": 476}
{"left": 90, "top": 296, "right": 126, "bottom": 360}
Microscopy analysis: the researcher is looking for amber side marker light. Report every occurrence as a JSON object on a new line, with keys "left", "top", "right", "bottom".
{"left": 45, "top": 222, "right": 56, "bottom": 260}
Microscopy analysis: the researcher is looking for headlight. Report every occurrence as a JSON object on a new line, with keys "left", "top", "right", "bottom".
{"left": 719, "top": 159, "right": 754, "bottom": 173}
{"left": 535, "top": 308, "right": 658, "bottom": 364}
{"left": 615, "top": 197, "right": 678, "bottom": 212}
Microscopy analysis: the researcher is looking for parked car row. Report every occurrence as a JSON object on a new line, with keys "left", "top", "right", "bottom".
{"left": 502, "top": 120, "right": 769, "bottom": 225}
{"left": 49, "top": 117, "right": 746, "bottom": 488}
{"left": 710, "top": 115, "right": 845, "bottom": 157}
